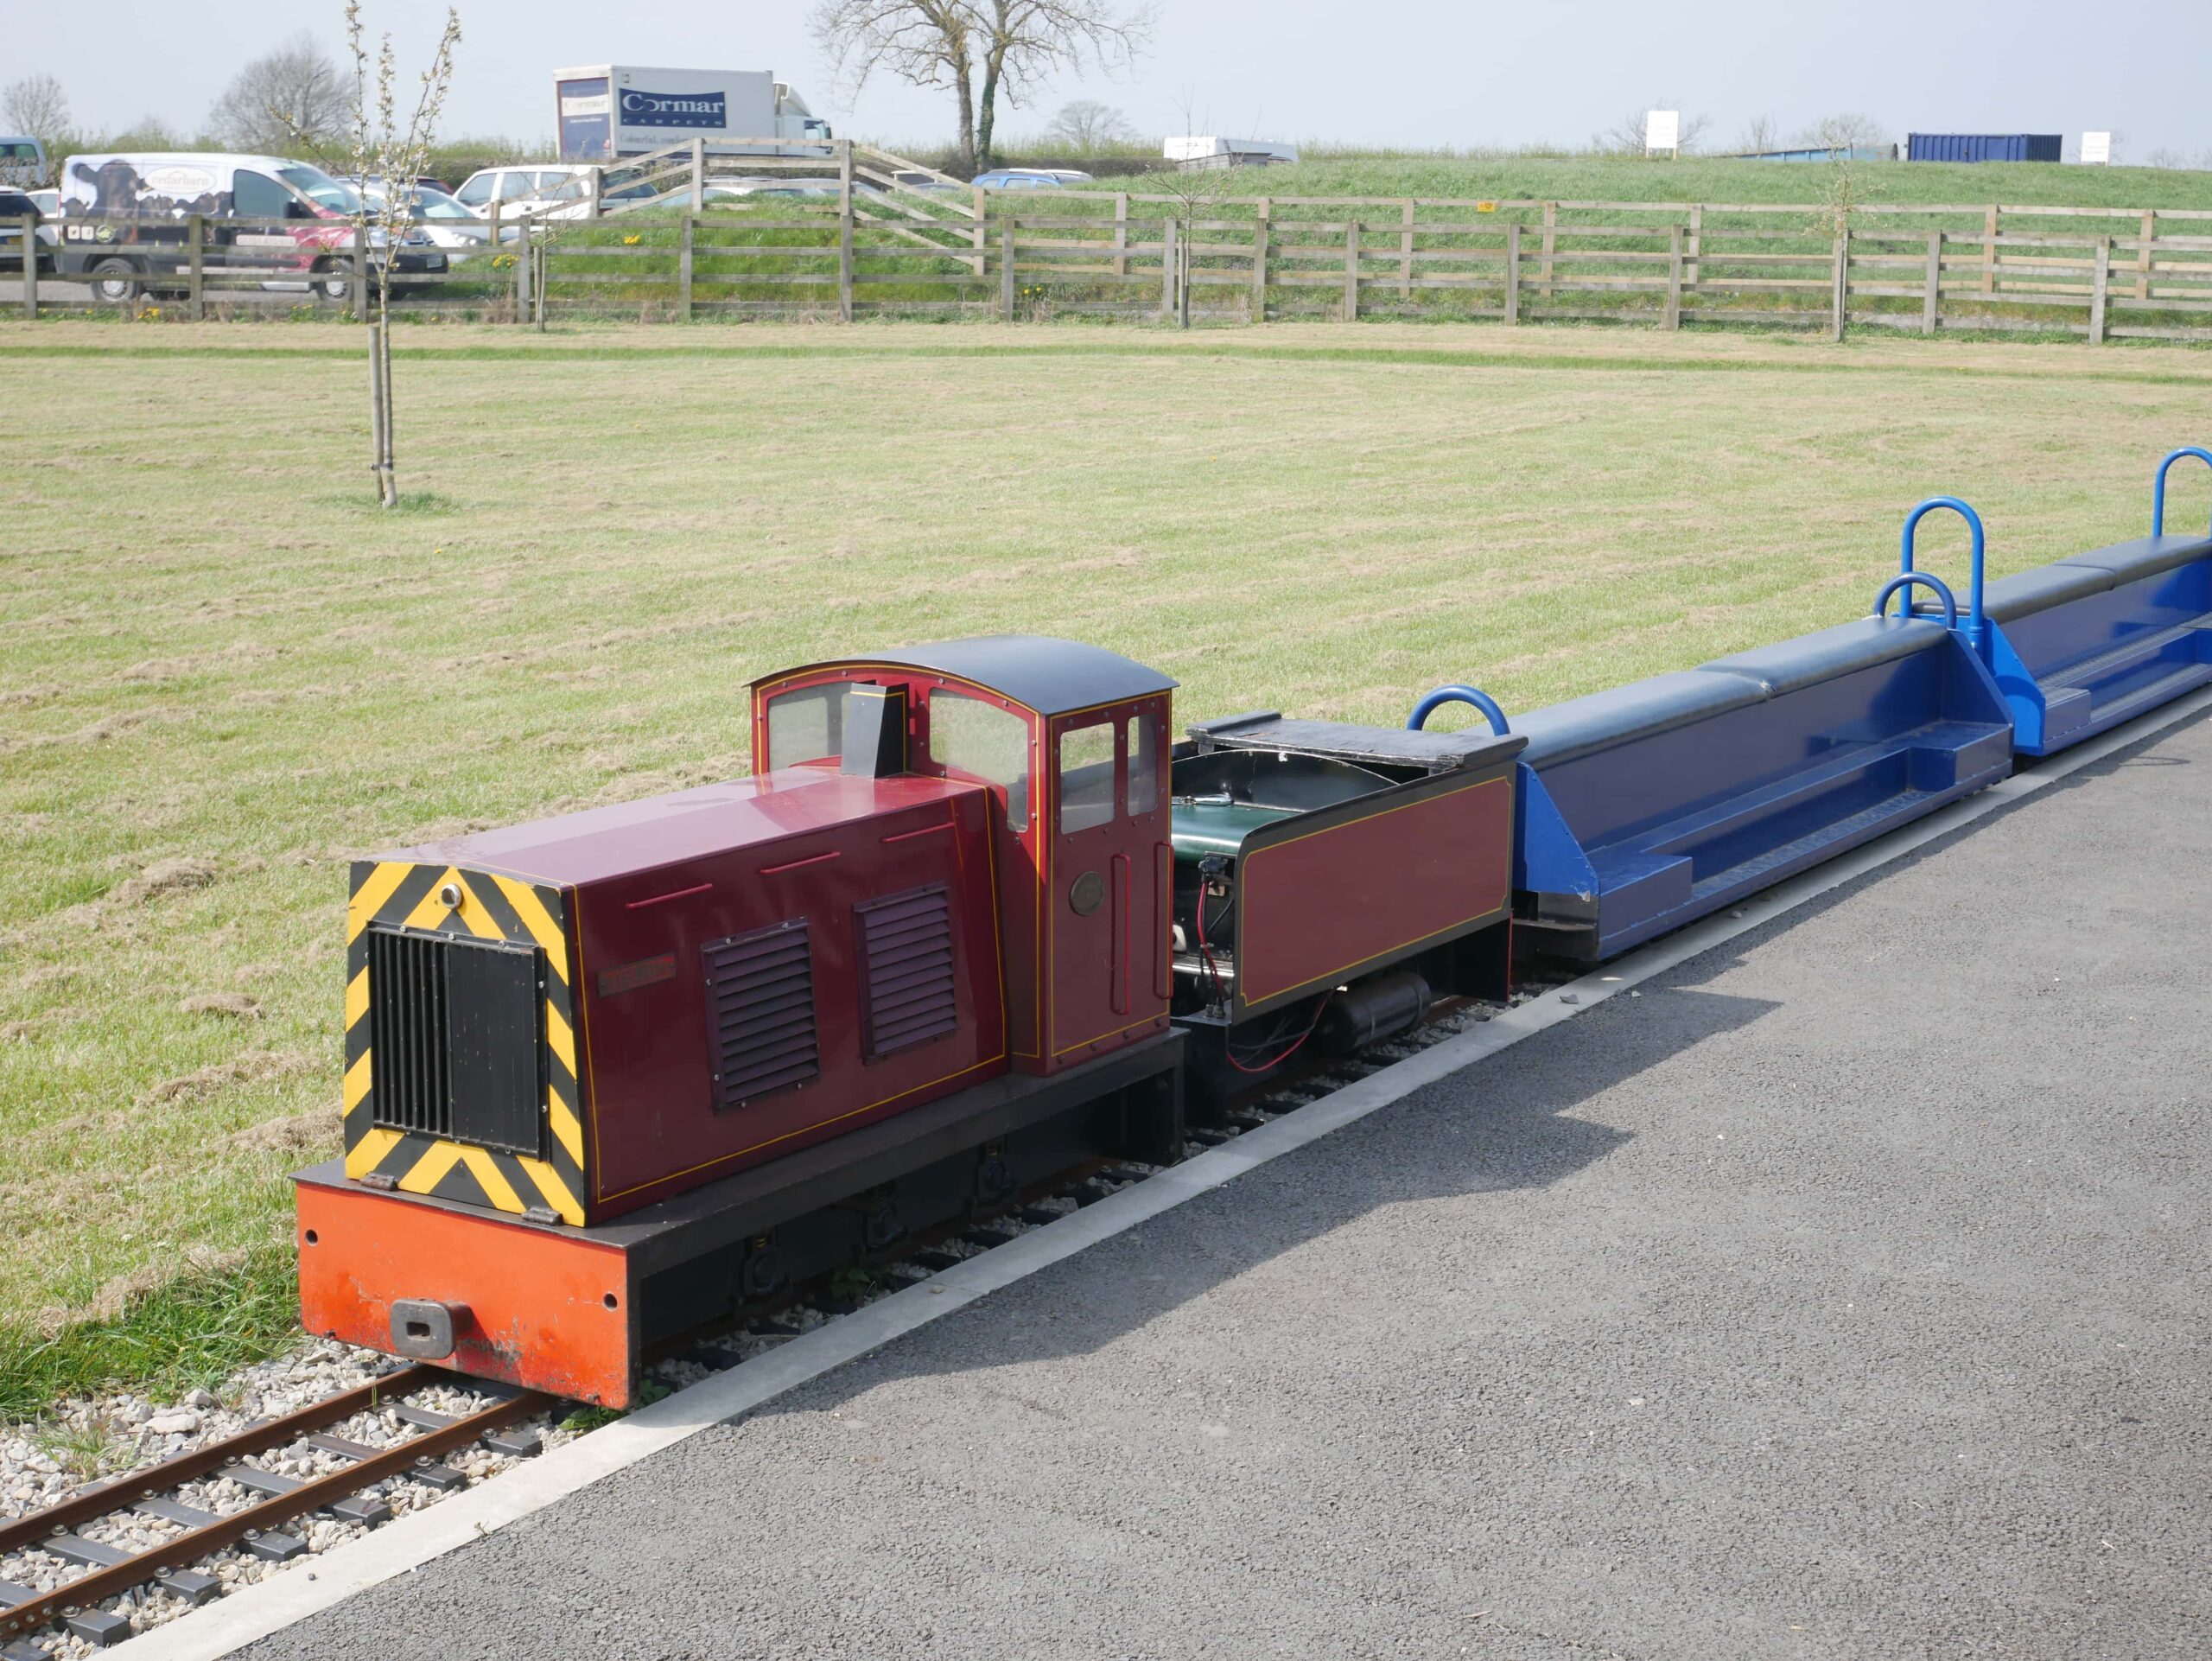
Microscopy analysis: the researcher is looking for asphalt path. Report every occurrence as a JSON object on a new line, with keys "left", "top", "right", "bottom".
{"left": 242, "top": 712, "right": 2212, "bottom": 1661}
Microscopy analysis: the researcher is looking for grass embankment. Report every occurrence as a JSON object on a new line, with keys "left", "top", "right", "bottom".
{"left": 3, "top": 321, "right": 2210, "bottom": 1413}
{"left": 1107, "top": 156, "right": 2212, "bottom": 210}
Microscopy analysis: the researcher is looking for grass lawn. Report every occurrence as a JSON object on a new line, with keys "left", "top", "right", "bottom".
{"left": 3, "top": 318, "right": 2209, "bottom": 1411}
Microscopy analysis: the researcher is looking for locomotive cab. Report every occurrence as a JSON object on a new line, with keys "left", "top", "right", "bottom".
{"left": 752, "top": 635, "right": 1179, "bottom": 1076}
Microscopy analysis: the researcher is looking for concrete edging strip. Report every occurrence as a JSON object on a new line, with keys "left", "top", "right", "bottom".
{"left": 116, "top": 686, "right": 2212, "bottom": 1660}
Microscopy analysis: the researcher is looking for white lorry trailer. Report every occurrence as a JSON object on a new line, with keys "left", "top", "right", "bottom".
{"left": 553, "top": 67, "right": 830, "bottom": 162}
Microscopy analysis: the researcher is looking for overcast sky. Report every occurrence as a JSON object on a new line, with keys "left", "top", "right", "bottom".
{"left": 14, "top": 0, "right": 2210, "bottom": 160}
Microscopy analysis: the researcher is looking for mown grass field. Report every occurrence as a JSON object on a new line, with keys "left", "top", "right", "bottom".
{"left": 3, "top": 319, "right": 2210, "bottom": 1410}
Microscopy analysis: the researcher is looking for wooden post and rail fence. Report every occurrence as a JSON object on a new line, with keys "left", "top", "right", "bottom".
{"left": 10, "top": 165, "right": 2212, "bottom": 346}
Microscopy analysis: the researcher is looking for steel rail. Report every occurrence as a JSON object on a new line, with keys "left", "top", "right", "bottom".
{"left": 0, "top": 1382, "right": 550, "bottom": 1643}
{"left": 0, "top": 1365, "right": 436, "bottom": 1562}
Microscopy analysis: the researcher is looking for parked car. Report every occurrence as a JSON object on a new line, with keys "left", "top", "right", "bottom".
{"left": 26, "top": 188, "right": 61, "bottom": 246}
{"left": 452, "top": 164, "right": 596, "bottom": 218}
{"left": 0, "top": 188, "right": 51, "bottom": 275}
{"left": 0, "top": 135, "right": 45, "bottom": 187}
{"left": 890, "top": 169, "right": 963, "bottom": 194}
{"left": 970, "top": 168, "right": 1092, "bottom": 190}
{"left": 52, "top": 152, "right": 444, "bottom": 302}
{"left": 350, "top": 178, "right": 490, "bottom": 261}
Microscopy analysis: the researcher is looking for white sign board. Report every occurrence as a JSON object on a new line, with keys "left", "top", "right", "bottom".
{"left": 2081, "top": 130, "right": 2113, "bottom": 165}
{"left": 1644, "top": 110, "right": 1681, "bottom": 155}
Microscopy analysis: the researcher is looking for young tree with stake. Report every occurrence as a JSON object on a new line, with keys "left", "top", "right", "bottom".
{"left": 340, "top": 1, "right": 462, "bottom": 508}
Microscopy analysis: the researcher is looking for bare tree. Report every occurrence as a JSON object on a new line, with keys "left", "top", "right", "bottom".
{"left": 1733, "top": 114, "right": 1777, "bottom": 156}
{"left": 974, "top": 0, "right": 1153, "bottom": 168}
{"left": 1790, "top": 112, "right": 1889, "bottom": 155}
{"left": 1595, "top": 104, "right": 1709, "bottom": 156}
{"left": 811, "top": 0, "right": 982, "bottom": 173}
{"left": 811, "top": 0, "right": 1151, "bottom": 173}
{"left": 3, "top": 74, "right": 69, "bottom": 143}
{"left": 1044, "top": 98, "right": 1136, "bottom": 154}
{"left": 210, "top": 34, "right": 348, "bottom": 153}
{"left": 334, "top": 2, "right": 463, "bottom": 507}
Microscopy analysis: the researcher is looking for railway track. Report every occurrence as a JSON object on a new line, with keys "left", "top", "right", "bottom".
{"left": 1, "top": 993, "right": 1535, "bottom": 1653}
{"left": 0, "top": 1372, "right": 550, "bottom": 1653}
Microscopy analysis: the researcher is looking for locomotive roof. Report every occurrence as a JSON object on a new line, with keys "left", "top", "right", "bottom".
{"left": 759, "top": 634, "right": 1176, "bottom": 716}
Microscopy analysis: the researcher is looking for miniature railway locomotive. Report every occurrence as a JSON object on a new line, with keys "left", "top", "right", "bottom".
{"left": 297, "top": 451, "right": 2212, "bottom": 1407}
{"left": 299, "top": 639, "right": 1521, "bottom": 1404}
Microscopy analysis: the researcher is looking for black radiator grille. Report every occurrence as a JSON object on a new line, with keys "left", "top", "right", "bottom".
{"left": 855, "top": 884, "right": 959, "bottom": 1060}
{"left": 704, "top": 920, "right": 820, "bottom": 1109}
{"left": 368, "top": 927, "right": 450, "bottom": 1138}
{"left": 366, "top": 926, "right": 546, "bottom": 1155}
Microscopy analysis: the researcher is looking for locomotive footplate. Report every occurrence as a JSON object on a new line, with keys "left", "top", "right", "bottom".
{"left": 296, "top": 1031, "right": 1185, "bottom": 1407}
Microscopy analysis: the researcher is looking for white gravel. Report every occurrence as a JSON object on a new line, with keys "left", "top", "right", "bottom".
{"left": 0, "top": 1339, "right": 580, "bottom": 1657}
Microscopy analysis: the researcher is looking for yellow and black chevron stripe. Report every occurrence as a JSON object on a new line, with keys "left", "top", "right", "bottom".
{"left": 341, "top": 860, "right": 588, "bottom": 1225}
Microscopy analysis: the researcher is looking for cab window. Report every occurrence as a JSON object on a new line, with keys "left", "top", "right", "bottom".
{"left": 454, "top": 173, "right": 494, "bottom": 207}
{"left": 763, "top": 683, "right": 850, "bottom": 768}
{"left": 1058, "top": 722, "right": 1116, "bottom": 833}
{"left": 1126, "top": 714, "right": 1157, "bottom": 816}
{"left": 233, "top": 170, "right": 291, "bottom": 220}
{"left": 929, "top": 690, "right": 1030, "bottom": 830}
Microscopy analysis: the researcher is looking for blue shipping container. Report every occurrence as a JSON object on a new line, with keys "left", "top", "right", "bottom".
{"left": 1907, "top": 133, "right": 2063, "bottom": 163}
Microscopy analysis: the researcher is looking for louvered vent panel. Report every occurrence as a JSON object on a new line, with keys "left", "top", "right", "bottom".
{"left": 855, "top": 884, "right": 959, "bottom": 1060}
{"left": 704, "top": 920, "right": 819, "bottom": 1110}
{"left": 367, "top": 927, "right": 451, "bottom": 1139}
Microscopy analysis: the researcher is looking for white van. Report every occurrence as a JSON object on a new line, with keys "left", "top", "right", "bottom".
{"left": 53, "top": 152, "right": 442, "bottom": 302}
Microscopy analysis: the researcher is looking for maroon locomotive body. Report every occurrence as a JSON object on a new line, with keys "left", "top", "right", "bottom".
{"left": 297, "top": 636, "right": 1522, "bottom": 1403}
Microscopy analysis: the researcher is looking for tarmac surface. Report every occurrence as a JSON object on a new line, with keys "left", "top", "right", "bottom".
{"left": 242, "top": 713, "right": 2212, "bottom": 1661}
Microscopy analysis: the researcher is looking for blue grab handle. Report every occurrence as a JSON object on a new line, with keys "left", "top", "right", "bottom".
{"left": 2151, "top": 447, "right": 2212, "bottom": 538}
{"left": 1872, "top": 572, "right": 1959, "bottom": 630}
{"left": 1900, "top": 496, "right": 1986, "bottom": 651}
{"left": 1408, "top": 684, "right": 1510, "bottom": 735}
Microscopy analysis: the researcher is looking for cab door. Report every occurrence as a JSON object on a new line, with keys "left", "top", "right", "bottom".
{"left": 1046, "top": 697, "right": 1171, "bottom": 1068}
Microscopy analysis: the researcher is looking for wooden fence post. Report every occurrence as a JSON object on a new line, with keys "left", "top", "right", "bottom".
{"left": 187, "top": 213, "right": 204, "bottom": 321}
{"left": 1343, "top": 220, "right": 1360, "bottom": 321}
{"left": 1980, "top": 204, "right": 1998, "bottom": 295}
{"left": 19, "top": 213, "right": 35, "bottom": 321}
{"left": 680, "top": 214, "right": 695, "bottom": 321}
{"left": 1664, "top": 226, "right": 1683, "bottom": 330}
{"left": 1399, "top": 200, "right": 1414, "bottom": 300}
{"left": 1504, "top": 220, "right": 1519, "bottom": 325}
{"left": 1540, "top": 200, "right": 1557, "bottom": 296}
{"left": 1923, "top": 231, "right": 1942, "bottom": 335}
{"left": 692, "top": 137, "right": 705, "bottom": 209}
{"left": 837, "top": 150, "right": 855, "bottom": 323}
{"left": 1830, "top": 231, "right": 1848, "bottom": 341}
{"left": 1160, "top": 218, "right": 1176, "bottom": 319}
{"left": 1250, "top": 199, "right": 1269, "bottom": 323}
{"left": 971, "top": 186, "right": 987, "bottom": 279}
{"left": 2137, "top": 208, "right": 2154, "bottom": 301}
{"left": 1113, "top": 192, "right": 1128, "bottom": 278}
{"left": 1002, "top": 218, "right": 1017, "bottom": 321}
{"left": 2089, "top": 235, "right": 2110, "bottom": 346}
{"left": 587, "top": 167, "right": 601, "bottom": 220}
{"left": 1686, "top": 203, "right": 1701, "bottom": 290}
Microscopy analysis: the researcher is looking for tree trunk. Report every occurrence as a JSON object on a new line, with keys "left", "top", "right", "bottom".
{"left": 954, "top": 67, "right": 978, "bottom": 176}
{"left": 976, "top": 62, "right": 1001, "bottom": 171}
